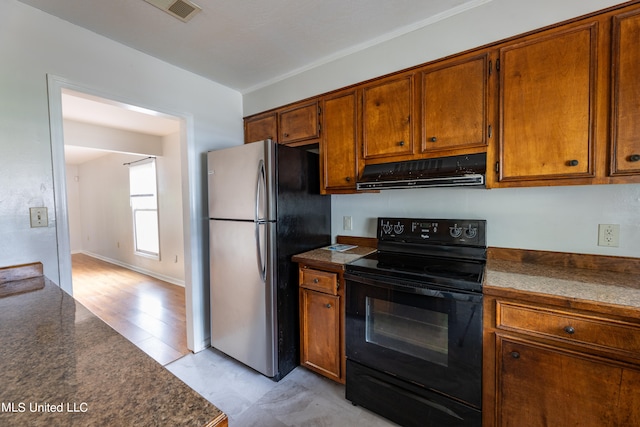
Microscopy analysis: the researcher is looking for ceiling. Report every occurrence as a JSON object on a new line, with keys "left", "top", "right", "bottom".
{"left": 18, "top": 0, "right": 491, "bottom": 93}
{"left": 62, "top": 89, "right": 181, "bottom": 165}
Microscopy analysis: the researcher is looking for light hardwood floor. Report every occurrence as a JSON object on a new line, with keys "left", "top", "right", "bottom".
{"left": 71, "top": 253, "right": 190, "bottom": 365}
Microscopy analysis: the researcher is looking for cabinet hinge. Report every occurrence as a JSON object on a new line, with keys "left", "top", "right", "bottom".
{"left": 495, "top": 161, "right": 500, "bottom": 173}
{"left": 496, "top": 58, "right": 500, "bottom": 72}
{"left": 488, "top": 124, "right": 492, "bottom": 139}
{"left": 489, "top": 60, "right": 492, "bottom": 76}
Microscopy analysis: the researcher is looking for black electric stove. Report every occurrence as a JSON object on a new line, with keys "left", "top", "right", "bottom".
{"left": 344, "top": 217, "right": 487, "bottom": 427}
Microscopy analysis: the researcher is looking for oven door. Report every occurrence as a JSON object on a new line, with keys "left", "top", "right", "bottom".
{"left": 345, "top": 270, "right": 483, "bottom": 408}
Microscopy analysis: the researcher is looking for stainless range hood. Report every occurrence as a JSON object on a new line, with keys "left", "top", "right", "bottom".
{"left": 356, "top": 153, "right": 486, "bottom": 190}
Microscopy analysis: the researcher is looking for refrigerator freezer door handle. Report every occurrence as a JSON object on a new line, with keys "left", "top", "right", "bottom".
{"left": 256, "top": 159, "right": 266, "bottom": 222}
{"left": 255, "top": 160, "right": 267, "bottom": 282}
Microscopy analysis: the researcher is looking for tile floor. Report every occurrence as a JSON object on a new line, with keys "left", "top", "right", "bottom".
{"left": 166, "top": 348, "right": 398, "bottom": 426}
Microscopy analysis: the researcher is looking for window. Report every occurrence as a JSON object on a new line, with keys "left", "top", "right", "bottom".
{"left": 128, "top": 158, "right": 160, "bottom": 259}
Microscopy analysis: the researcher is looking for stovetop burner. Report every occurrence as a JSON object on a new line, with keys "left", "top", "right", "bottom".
{"left": 345, "top": 218, "right": 487, "bottom": 293}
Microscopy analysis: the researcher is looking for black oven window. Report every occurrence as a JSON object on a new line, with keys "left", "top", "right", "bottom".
{"left": 365, "top": 297, "right": 448, "bottom": 367}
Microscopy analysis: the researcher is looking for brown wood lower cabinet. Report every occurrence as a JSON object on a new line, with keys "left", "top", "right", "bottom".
{"left": 497, "top": 337, "right": 640, "bottom": 427}
{"left": 298, "top": 265, "right": 345, "bottom": 383}
{"left": 484, "top": 290, "right": 640, "bottom": 427}
{"left": 300, "top": 289, "right": 340, "bottom": 380}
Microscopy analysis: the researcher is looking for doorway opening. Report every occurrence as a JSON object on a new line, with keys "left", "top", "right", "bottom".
{"left": 59, "top": 87, "right": 190, "bottom": 364}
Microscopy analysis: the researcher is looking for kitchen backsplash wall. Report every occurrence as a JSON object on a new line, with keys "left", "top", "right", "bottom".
{"left": 332, "top": 184, "right": 640, "bottom": 258}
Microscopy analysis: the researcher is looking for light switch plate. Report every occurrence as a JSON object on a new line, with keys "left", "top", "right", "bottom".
{"left": 30, "top": 207, "right": 48, "bottom": 228}
{"left": 343, "top": 216, "right": 353, "bottom": 231}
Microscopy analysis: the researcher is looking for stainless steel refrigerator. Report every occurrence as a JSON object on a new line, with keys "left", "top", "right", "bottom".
{"left": 207, "top": 139, "right": 331, "bottom": 381}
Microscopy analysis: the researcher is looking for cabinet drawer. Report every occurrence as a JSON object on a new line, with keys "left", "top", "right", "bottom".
{"left": 300, "top": 268, "right": 338, "bottom": 295}
{"left": 496, "top": 301, "right": 640, "bottom": 355}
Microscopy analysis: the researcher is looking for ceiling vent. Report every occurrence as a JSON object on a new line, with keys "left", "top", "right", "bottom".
{"left": 144, "top": 0, "right": 201, "bottom": 22}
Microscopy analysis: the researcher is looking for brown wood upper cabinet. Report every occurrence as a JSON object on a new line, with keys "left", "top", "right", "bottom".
{"left": 245, "top": 2, "right": 640, "bottom": 189}
{"left": 611, "top": 8, "right": 640, "bottom": 176}
{"left": 420, "top": 54, "right": 490, "bottom": 154}
{"left": 320, "top": 89, "right": 359, "bottom": 194}
{"left": 244, "top": 111, "right": 277, "bottom": 144}
{"left": 497, "top": 22, "right": 598, "bottom": 184}
{"left": 278, "top": 100, "right": 320, "bottom": 146}
{"left": 361, "top": 72, "right": 416, "bottom": 160}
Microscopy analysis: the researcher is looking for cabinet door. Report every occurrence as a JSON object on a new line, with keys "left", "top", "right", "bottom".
{"left": 279, "top": 100, "right": 320, "bottom": 145}
{"left": 421, "top": 54, "right": 489, "bottom": 153}
{"left": 498, "top": 24, "right": 597, "bottom": 182}
{"left": 611, "top": 9, "right": 640, "bottom": 175}
{"left": 362, "top": 74, "right": 414, "bottom": 159}
{"left": 244, "top": 112, "right": 277, "bottom": 144}
{"left": 300, "top": 288, "right": 341, "bottom": 381}
{"left": 497, "top": 337, "right": 640, "bottom": 427}
{"left": 320, "top": 90, "right": 358, "bottom": 193}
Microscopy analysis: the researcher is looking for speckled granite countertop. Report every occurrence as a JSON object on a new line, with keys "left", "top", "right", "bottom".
{"left": 0, "top": 277, "right": 226, "bottom": 427}
{"left": 292, "top": 245, "right": 376, "bottom": 267}
{"left": 485, "top": 259, "right": 640, "bottom": 310}
{"left": 293, "top": 244, "right": 640, "bottom": 312}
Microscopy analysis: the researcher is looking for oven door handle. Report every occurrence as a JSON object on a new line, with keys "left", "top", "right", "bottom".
{"left": 344, "top": 271, "right": 482, "bottom": 303}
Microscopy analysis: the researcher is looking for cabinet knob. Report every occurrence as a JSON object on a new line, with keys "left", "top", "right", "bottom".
{"left": 564, "top": 326, "right": 575, "bottom": 335}
{"left": 313, "top": 278, "right": 319, "bottom": 284}
{"left": 283, "top": 132, "right": 289, "bottom": 138}
{"left": 510, "top": 351, "right": 520, "bottom": 359}
{"left": 430, "top": 136, "right": 437, "bottom": 142}
{"left": 629, "top": 154, "right": 640, "bottom": 162}
{"left": 398, "top": 141, "right": 405, "bottom": 147}
{"left": 567, "top": 160, "right": 579, "bottom": 167}
{"left": 345, "top": 176, "right": 351, "bottom": 182}
{"left": 325, "top": 304, "right": 332, "bottom": 309}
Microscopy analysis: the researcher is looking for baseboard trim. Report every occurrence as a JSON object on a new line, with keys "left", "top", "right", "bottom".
{"left": 78, "top": 251, "right": 185, "bottom": 287}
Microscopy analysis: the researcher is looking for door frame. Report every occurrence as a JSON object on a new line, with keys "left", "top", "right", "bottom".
{"left": 46, "top": 74, "right": 204, "bottom": 352}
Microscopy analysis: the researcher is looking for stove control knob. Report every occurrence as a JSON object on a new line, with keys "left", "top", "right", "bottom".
{"left": 393, "top": 223, "right": 404, "bottom": 234}
{"left": 449, "top": 224, "right": 462, "bottom": 238}
{"left": 382, "top": 222, "right": 392, "bottom": 234}
{"left": 464, "top": 224, "right": 478, "bottom": 239}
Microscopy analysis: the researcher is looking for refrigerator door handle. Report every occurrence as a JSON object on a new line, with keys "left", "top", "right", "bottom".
{"left": 255, "top": 160, "right": 267, "bottom": 282}
{"left": 256, "top": 159, "right": 265, "bottom": 222}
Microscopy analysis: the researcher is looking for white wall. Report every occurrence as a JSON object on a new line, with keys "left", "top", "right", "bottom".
{"left": 64, "top": 119, "right": 164, "bottom": 156}
{"left": 65, "top": 164, "right": 83, "bottom": 252}
{"left": 243, "top": 0, "right": 640, "bottom": 259}
{"left": 64, "top": 121, "right": 186, "bottom": 284}
{"left": 157, "top": 132, "right": 186, "bottom": 282}
{"left": 74, "top": 146, "right": 185, "bottom": 285}
{"left": 243, "top": 0, "right": 626, "bottom": 114}
{"left": 0, "top": 0, "right": 243, "bottom": 351}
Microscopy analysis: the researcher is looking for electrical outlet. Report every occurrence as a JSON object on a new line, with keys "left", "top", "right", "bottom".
{"left": 343, "top": 216, "right": 353, "bottom": 231}
{"left": 29, "top": 207, "right": 48, "bottom": 228}
{"left": 598, "top": 224, "right": 620, "bottom": 247}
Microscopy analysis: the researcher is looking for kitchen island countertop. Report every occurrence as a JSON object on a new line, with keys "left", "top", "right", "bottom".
{"left": 0, "top": 276, "right": 226, "bottom": 427}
